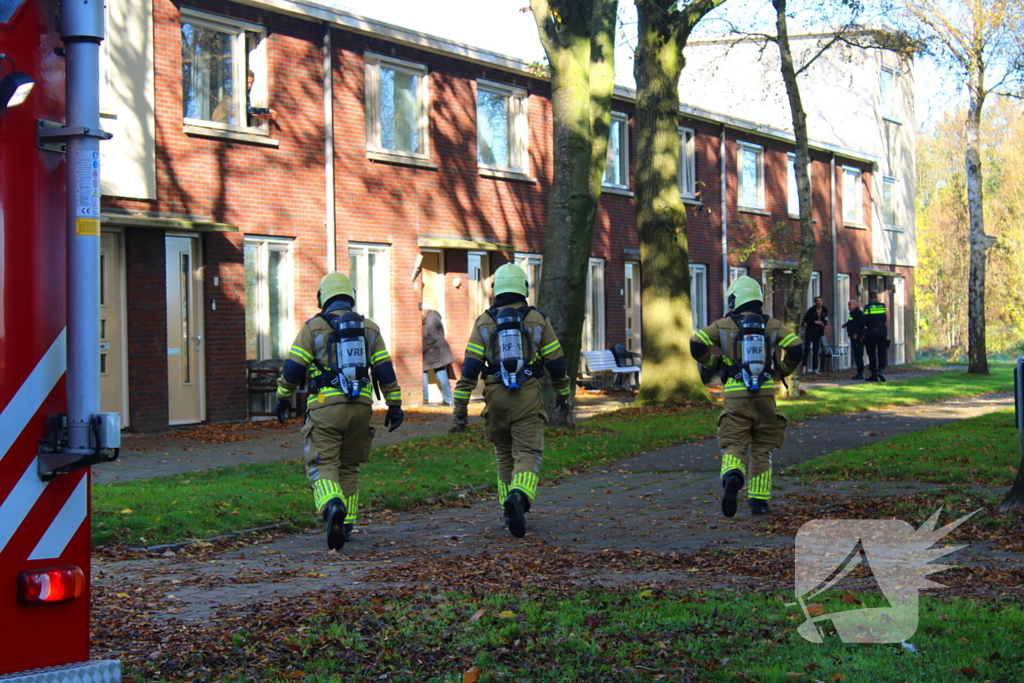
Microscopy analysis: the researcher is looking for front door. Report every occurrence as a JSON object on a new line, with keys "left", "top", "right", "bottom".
{"left": 624, "top": 262, "right": 641, "bottom": 354}
{"left": 166, "top": 235, "right": 203, "bottom": 425}
{"left": 100, "top": 231, "right": 128, "bottom": 425}
{"left": 420, "top": 250, "right": 445, "bottom": 404}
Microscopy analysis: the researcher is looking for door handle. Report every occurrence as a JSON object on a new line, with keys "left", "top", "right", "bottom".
{"left": 195, "top": 334, "right": 202, "bottom": 350}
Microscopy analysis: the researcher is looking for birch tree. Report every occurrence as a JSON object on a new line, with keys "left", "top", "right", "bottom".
{"left": 902, "top": 0, "right": 1024, "bottom": 375}
{"left": 632, "top": 0, "right": 725, "bottom": 404}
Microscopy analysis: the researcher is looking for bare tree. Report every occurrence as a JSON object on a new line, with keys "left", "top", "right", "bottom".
{"left": 903, "top": 0, "right": 1024, "bottom": 375}
{"left": 631, "top": 0, "right": 725, "bottom": 405}
{"left": 531, "top": 0, "right": 619, "bottom": 425}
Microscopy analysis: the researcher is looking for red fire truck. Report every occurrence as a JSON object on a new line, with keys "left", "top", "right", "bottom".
{"left": 1, "top": 0, "right": 120, "bottom": 680}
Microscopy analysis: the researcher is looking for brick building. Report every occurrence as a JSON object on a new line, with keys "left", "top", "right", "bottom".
{"left": 96, "top": 0, "right": 910, "bottom": 431}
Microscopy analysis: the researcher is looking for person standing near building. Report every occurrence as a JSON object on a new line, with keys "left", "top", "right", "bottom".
{"left": 451, "top": 263, "right": 570, "bottom": 538}
{"left": 843, "top": 299, "right": 867, "bottom": 380}
{"left": 690, "top": 276, "right": 803, "bottom": 517}
{"left": 864, "top": 290, "right": 888, "bottom": 382}
{"left": 801, "top": 296, "right": 828, "bottom": 374}
{"left": 422, "top": 307, "right": 456, "bottom": 406}
{"left": 276, "top": 272, "right": 404, "bottom": 550}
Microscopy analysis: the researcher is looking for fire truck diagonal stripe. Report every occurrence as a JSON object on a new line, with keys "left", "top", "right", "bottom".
{"left": 28, "top": 474, "right": 87, "bottom": 560}
{"left": 0, "top": 329, "right": 68, "bottom": 556}
{"left": 0, "top": 328, "right": 67, "bottom": 465}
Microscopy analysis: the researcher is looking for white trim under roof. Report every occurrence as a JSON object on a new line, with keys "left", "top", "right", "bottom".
{"left": 237, "top": 0, "right": 880, "bottom": 167}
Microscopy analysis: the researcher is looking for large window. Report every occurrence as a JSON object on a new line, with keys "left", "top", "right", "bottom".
{"left": 181, "top": 8, "right": 268, "bottom": 131}
{"left": 893, "top": 276, "right": 905, "bottom": 364}
{"left": 843, "top": 166, "right": 863, "bottom": 225}
{"left": 805, "top": 270, "right": 821, "bottom": 310}
{"left": 604, "top": 112, "right": 629, "bottom": 189}
{"left": 880, "top": 66, "right": 896, "bottom": 120}
{"left": 349, "top": 243, "right": 392, "bottom": 341}
{"left": 882, "top": 176, "right": 898, "bottom": 229}
{"left": 738, "top": 142, "right": 764, "bottom": 210}
{"left": 584, "top": 258, "right": 605, "bottom": 352}
{"left": 690, "top": 264, "right": 708, "bottom": 331}
{"left": 679, "top": 127, "right": 696, "bottom": 199}
{"left": 365, "top": 53, "right": 428, "bottom": 158}
{"left": 244, "top": 237, "right": 293, "bottom": 362}
{"left": 477, "top": 80, "right": 528, "bottom": 173}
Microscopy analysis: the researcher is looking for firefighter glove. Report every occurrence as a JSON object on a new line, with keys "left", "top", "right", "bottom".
{"left": 384, "top": 405, "right": 404, "bottom": 432}
{"left": 275, "top": 398, "right": 290, "bottom": 423}
{"left": 451, "top": 403, "right": 469, "bottom": 432}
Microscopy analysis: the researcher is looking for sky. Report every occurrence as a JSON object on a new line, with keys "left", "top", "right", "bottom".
{"left": 325, "top": 0, "right": 956, "bottom": 131}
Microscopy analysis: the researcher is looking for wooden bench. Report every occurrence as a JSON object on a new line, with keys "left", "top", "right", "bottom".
{"left": 581, "top": 349, "right": 641, "bottom": 390}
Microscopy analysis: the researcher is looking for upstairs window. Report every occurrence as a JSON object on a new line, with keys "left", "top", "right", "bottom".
{"left": 604, "top": 112, "right": 629, "bottom": 189}
{"left": 737, "top": 142, "right": 764, "bottom": 210}
{"left": 365, "top": 53, "right": 429, "bottom": 158}
{"left": 181, "top": 9, "right": 269, "bottom": 132}
{"left": 477, "top": 80, "right": 528, "bottom": 173}
{"left": 882, "top": 176, "right": 898, "bottom": 229}
{"left": 843, "top": 166, "right": 863, "bottom": 225}
{"left": 679, "top": 127, "right": 696, "bottom": 199}
{"left": 880, "top": 66, "right": 897, "bottom": 120}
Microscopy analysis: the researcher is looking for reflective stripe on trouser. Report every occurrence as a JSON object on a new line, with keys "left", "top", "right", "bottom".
{"left": 343, "top": 491, "right": 359, "bottom": 524}
{"left": 720, "top": 452, "right": 746, "bottom": 479}
{"left": 303, "top": 401, "right": 374, "bottom": 521}
{"left": 717, "top": 396, "right": 787, "bottom": 501}
{"left": 484, "top": 385, "right": 545, "bottom": 505}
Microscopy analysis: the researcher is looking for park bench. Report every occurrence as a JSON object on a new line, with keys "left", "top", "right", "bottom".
{"left": 581, "top": 347, "right": 641, "bottom": 391}
{"left": 247, "top": 359, "right": 307, "bottom": 419}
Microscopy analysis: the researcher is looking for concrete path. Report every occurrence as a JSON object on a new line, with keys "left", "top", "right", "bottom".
{"left": 91, "top": 386, "right": 1017, "bottom": 625}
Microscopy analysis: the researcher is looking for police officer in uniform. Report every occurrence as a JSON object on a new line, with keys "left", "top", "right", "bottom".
{"left": 863, "top": 290, "right": 888, "bottom": 382}
{"left": 451, "top": 263, "right": 570, "bottom": 538}
{"left": 690, "top": 276, "right": 803, "bottom": 516}
{"left": 276, "top": 272, "right": 404, "bottom": 550}
{"left": 843, "top": 299, "right": 866, "bottom": 380}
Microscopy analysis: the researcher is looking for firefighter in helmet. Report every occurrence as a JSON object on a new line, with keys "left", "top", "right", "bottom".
{"left": 276, "top": 272, "right": 404, "bottom": 550}
{"left": 690, "top": 276, "right": 803, "bottom": 516}
{"left": 451, "top": 263, "right": 570, "bottom": 537}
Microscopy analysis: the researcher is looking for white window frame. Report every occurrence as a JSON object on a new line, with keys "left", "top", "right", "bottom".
{"left": 244, "top": 237, "right": 295, "bottom": 361}
{"left": 893, "top": 276, "right": 906, "bottom": 364}
{"left": 882, "top": 176, "right": 899, "bottom": 230}
{"left": 514, "top": 253, "right": 543, "bottom": 304}
{"left": 603, "top": 111, "right": 629, "bottom": 189}
{"left": 880, "top": 66, "right": 897, "bottom": 121}
{"left": 843, "top": 166, "right": 864, "bottom": 225}
{"left": 787, "top": 152, "right": 810, "bottom": 217}
{"left": 690, "top": 264, "right": 708, "bottom": 331}
{"left": 180, "top": 8, "right": 269, "bottom": 133}
{"left": 348, "top": 243, "right": 392, "bottom": 345}
{"left": 477, "top": 80, "right": 529, "bottom": 174}
{"left": 364, "top": 53, "right": 429, "bottom": 159}
{"left": 584, "top": 258, "right": 606, "bottom": 352}
{"left": 679, "top": 127, "right": 697, "bottom": 199}
{"left": 737, "top": 142, "right": 765, "bottom": 210}
{"left": 728, "top": 266, "right": 748, "bottom": 285}
{"left": 805, "top": 271, "right": 821, "bottom": 311}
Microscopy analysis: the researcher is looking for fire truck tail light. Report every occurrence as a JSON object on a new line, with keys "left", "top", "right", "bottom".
{"left": 18, "top": 566, "right": 85, "bottom": 604}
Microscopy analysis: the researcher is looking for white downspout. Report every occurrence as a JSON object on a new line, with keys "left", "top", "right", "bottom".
{"left": 720, "top": 124, "right": 728, "bottom": 316}
{"left": 323, "top": 23, "right": 336, "bottom": 271}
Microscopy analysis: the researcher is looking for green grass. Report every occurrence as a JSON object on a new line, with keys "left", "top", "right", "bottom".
{"left": 126, "top": 588, "right": 1024, "bottom": 682}
{"left": 786, "top": 409, "right": 1020, "bottom": 485}
{"left": 93, "top": 366, "right": 1015, "bottom": 548}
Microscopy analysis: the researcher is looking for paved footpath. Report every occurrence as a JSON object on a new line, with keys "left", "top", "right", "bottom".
{"left": 92, "top": 383, "right": 1016, "bottom": 625}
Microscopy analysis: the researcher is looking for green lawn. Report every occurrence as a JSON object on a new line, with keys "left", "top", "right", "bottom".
{"left": 126, "top": 588, "right": 1024, "bottom": 683}
{"left": 785, "top": 408, "right": 1021, "bottom": 486}
{"left": 93, "top": 365, "right": 1016, "bottom": 548}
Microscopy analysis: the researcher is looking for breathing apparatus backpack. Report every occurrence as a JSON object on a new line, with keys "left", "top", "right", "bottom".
{"left": 485, "top": 306, "right": 539, "bottom": 390}
{"left": 722, "top": 312, "right": 773, "bottom": 392}
{"left": 310, "top": 311, "right": 371, "bottom": 399}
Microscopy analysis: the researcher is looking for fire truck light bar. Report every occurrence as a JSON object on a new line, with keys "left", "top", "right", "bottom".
{"left": 18, "top": 566, "right": 85, "bottom": 604}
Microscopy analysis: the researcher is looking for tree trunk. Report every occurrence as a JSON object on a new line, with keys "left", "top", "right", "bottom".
{"left": 532, "top": 0, "right": 618, "bottom": 426}
{"left": 965, "top": 82, "right": 989, "bottom": 375}
{"left": 632, "top": 0, "right": 723, "bottom": 405}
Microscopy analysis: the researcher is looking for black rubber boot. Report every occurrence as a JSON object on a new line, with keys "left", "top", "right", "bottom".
{"left": 721, "top": 471, "right": 744, "bottom": 518}
{"left": 343, "top": 523, "right": 354, "bottom": 542}
{"left": 878, "top": 373, "right": 886, "bottom": 382}
{"left": 503, "top": 491, "right": 528, "bottom": 538}
{"left": 866, "top": 373, "right": 879, "bottom": 382}
{"left": 749, "top": 499, "right": 770, "bottom": 515}
{"left": 851, "top": 373, "right": 864, "bottom": 380}
{"left": 322, "top": 498, "right": 347, "bottom": 550}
